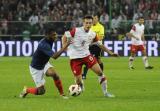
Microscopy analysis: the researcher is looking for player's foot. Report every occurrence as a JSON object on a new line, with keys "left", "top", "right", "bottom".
{"left": 82, "top": 75, "right": 86, "bottom": 79}
{"left": 19, "top": 86, "right": 28, "bottom": 98}
{"left": 60, "top": 94, "right": 69, "bottom": 99}
{"left": 129, "top": 66, "right": 135, "bottom": 70}
{"left": 145, "top": 66, "right": 154, "bottom": 69}
{"left": 104, "top": 92, "right": 115, "bottom": 98}
{"left": 80, "top": 84, "right": 85, "bottom": 92}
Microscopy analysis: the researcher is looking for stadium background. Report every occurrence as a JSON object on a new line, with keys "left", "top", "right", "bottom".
{"left": 0, "top": 1, "right": 160, "bottom": 111}
{"left": 0, "top": 0, "right": 160, "bottom": 57}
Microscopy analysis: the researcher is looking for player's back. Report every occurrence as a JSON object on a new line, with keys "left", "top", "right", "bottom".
{"left": 30, "top": 38, "right": 54, "bottom": 70}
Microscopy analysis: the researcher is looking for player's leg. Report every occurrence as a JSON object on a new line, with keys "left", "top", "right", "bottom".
{"left": 129, "top": 45, "right": 136, "bottom": 69}
{"left": 141, "top": 47, "right": 153, "bottom": 69}
{"left": 97, "top": 57, "right": 103, "bottom": 71}
{"left": 85, "top": 55, "right": 114, "bottom": 97}
{"left": 70, "top": 59, "right": 84, "bottom": 91}
{"left": 90, "top": 63, "right": 115, "bottom": 97}
{"left": 82, "top": 45, "right": 102, "bottom": 79}
{"left": 19, "top": 66, "right": 46, "bottom": 98}
{"left": 20, "top": 85, "right": 46, "bottom": 98}
{"left": 75, "top": 74, "right": 84, "bottom": 91}
{"left": 82, "top": 65, "right": 88, "bottom": 79}
{"left": 45, "top": 67, "right": 65, "bottom": 96}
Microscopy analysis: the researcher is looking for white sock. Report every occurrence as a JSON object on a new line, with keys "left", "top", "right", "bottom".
{"left": 98, "top": 75, "right": 107, "bottom": 94}
{"left": 142, "top": 56, "right": 149, "bottom": 67}
{"left": 129, "top": 56, "right": 134, "bottom": 67}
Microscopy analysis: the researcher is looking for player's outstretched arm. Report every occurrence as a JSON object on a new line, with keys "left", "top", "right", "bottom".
{"left": 52, "top": 36, "right": 70, "bottom": 59}
{"left": 62, "top": 35, "right": 67, "bottom": 49}
{"left": 97, "top": 43, "right": 119, "bottom": 57}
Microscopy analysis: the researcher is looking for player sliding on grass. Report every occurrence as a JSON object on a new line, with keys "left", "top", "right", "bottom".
{"left": 62, "top": 15, "right": 119, "bottom": 98}
{"left": 126, "top": 17, "right": 153, "bottom": 70}
{"left": 19, "top": 25, "right": 71, "bottom": 99}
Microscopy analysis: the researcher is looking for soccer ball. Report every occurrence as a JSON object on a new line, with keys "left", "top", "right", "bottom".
{"left": 68, "top": 84, "right": 82, "bottom": 96}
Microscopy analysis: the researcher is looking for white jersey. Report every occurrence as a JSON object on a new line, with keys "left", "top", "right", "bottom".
{"left": 65, "top": 27, "right": 97, "bottom": 59}
{"left": 130, "top": 23, "right": 144, "bottom": 45}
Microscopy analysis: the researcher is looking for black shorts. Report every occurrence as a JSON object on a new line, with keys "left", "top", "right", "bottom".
{"left": 89, "top": 44, "right": 102, "bottom": 59}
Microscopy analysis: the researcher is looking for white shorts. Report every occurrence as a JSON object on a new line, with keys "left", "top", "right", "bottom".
{"left": 29, "top": 62, "right": 53, "bottom": 87}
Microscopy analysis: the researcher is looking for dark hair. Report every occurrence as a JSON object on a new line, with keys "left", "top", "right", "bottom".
{"left": 83, "top": 15, "right": 93, "bottom": 20}
{"left": 92, "top": 13, "right": 100, "bottom": 18}
{"left": 45, "top": 24, "right": 56, "bottom": 34}
{"left": 138, "top": 16, "right": 144, "bottom": 20}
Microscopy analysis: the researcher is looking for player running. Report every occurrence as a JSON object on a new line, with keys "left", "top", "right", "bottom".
{"left": 62, "top": 15, "right": 119, "bottom": 97}
{"left": 19, "top": 25, "right": 70, "bottom": 99}
{"left": 126, "top": 17, "right": 153, "bottom": 69}
{"left": 82, "top": 14, "right": 105, "bottom": 79}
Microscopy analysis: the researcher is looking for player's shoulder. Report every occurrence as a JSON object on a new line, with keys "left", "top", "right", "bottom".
{"left": 93, "top": 22, "right": 104, "bottom": 29}
{"left": 133, "top": 23, "right": 138, "bottom": 27}
{"left": 39, "top": 38, "right": 45, "bottom": 45}
{"left": 134, "top": 23, "right": 144, "bottom": 27}
{"left": 131, "top": 23, "right": 140, "bottom": 30}
{"left": 38, "top": 38, "right": 49, "bottom": 47}
{"left": 89, "top": 29, "right": 96, "bottom": 36}
{"left": 97, "top": 22, "right": 104, "bottom": 27}
{"left": 141, "top": 24, "right": 145, "bottom": 28}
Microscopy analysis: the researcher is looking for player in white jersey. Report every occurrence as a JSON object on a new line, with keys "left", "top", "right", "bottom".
{"left": 126, "top": 17, "right": 153, "bottom": 69}
{"left": 62, "top": 15, "right": 119, "bottom": 97}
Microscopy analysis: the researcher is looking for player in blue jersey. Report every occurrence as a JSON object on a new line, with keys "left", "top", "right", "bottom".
{"left": 19, "top": 26, "right": 70, "bottom": 99}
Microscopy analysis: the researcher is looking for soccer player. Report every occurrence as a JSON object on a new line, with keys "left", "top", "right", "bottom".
{"left": 19, "top": 26, "right": 70, "bottom": 99}
{"left": 126, "top": 17, "right": 153, "bottom": 69}
{"left": 62, "top": 15, "right": 119, "bottom": 97}
{"left": 82, "top": 14, "right": 105, "bottom": 79}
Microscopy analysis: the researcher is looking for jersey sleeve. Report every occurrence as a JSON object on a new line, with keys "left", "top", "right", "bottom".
{"left": 65, "top": 28, "right": 76, "bottom": 39}
{"left": 39, "top": 44, "right": 54, "bottom": 57}
{"left": 130, "top": 25, "right": 136, "bottom": 34}
{"left": 93, "top": 34, "right": 99, "bottom": 42}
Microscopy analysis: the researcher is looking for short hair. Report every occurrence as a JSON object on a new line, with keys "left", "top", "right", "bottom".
{"left": 92, "top": 13, "right": 100, "bottom": 18}
{"left": 83, "top": 15, "right": 93, "bottom": 20}
{"left": 138, "top": 16, "right": 144, "bottom": 20}
{"left": 45, "top": 24, "right": 56, "bottom": 35}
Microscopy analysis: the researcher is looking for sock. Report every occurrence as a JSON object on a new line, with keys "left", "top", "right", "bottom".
{"left": 54, "top": 79, "right": 64, "bottom": 95}
{"left": 27, "top": 87, "right": 38, "bottom": 95}
{"left": 99, "top": 63, "right": 104, "bottom": 71}
{"left": 142, "top": 56, "right": 149, "bottom": 67}
{"left": 82, "top": 66, "right": 88, "bottom": 77}
{"left": 98, "top": 74, "right": 107, "bottom": 94}
{"left": 79, "top": 80, "right": 84, "bottom": 91}
{"left": 129, "top": 56, "right": 134, "bottom": 67}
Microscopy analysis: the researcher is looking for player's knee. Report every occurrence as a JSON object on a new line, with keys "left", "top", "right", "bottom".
{"left": 47, "top": 72, "right": 59, "bottom": 80}
{"left": 37, "top": 87, "right": 46, "bottom": 95}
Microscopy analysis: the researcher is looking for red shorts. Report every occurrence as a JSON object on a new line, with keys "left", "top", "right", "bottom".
{"left": 70, "top": 55, "right": 97, "bottom": 76}
{"left": 130, "top": 44, "right": 145, "bottom": 53}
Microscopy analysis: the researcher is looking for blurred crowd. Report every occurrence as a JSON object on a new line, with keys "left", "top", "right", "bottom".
{"left": 0, "top": 0, "right": 160, "bottom": 40}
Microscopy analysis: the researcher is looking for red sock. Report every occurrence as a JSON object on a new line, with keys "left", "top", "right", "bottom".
{"left": 54, "top": 80, "right": 64, "bottom": 95}
{"left": 27, "top": 88, "right": 38, "bottom": 95}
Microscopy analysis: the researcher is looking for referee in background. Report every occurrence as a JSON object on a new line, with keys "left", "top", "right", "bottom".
{"left": 82, "top": 14, "right": 105, "bottom": 79}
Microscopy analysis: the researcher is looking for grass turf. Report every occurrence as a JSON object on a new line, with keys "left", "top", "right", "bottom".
{"left": 0, "top": 57, "right": 160, "bottom": 111}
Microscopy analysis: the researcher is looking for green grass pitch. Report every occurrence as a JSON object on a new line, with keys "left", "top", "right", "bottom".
{"left": 0, "top": 57, "right": 160, "bottom": 111}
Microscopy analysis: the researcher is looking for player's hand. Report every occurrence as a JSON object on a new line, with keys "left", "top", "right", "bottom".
{"left": 67, "top": 38, "right": 73, "bottom": 44}
{"left": 111, "top": 53, "right": 120, "bottom": 57}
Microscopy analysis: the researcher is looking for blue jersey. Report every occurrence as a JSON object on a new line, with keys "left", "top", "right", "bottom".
{"left": 30, "top": 38, "right": 54, "bottom": 70}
